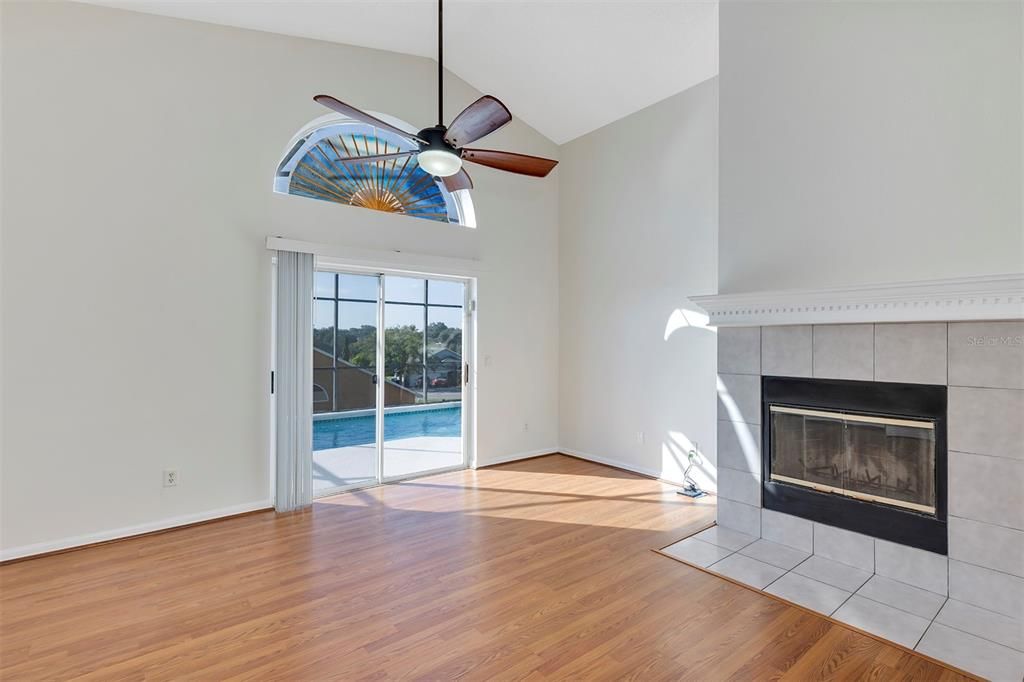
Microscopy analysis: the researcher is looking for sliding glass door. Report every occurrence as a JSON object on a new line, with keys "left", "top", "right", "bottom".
{"left": 312, "top": 272, "right": 380, "bottom": 496}
{"left": 381, "top": 276, "right": 465, "bottom": 480}
{"left": 311, "top": 270, "right": 467, "bottom": 496}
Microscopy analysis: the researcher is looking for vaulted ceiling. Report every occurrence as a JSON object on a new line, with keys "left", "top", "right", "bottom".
{"left": 77, "top": 0, "right": 718, "bottom": 144}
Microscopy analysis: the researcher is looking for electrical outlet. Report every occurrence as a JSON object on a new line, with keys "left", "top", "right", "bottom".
{"left": 636, "top": 431, "right": 645, "bottom": 444}
{"left": 163, "top": 469, "right": 178, "bottom": 487}
{"left": 523, "top": 422, "right": 529, "bottom": 432}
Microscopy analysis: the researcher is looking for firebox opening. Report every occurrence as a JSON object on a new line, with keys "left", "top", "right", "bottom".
{"left": 769, "top": 405, "right": 936, "bottom": 515}
{"left": 761, "top": 376, "right": 948, "bottom": 555}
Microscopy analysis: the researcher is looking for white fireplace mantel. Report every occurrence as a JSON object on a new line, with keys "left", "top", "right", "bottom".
{"left": 690, "top": 273, "right": 1024, "bottom": 327}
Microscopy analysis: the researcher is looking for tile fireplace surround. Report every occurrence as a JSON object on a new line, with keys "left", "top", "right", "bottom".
{"left": 701, "top": 318, "right": 1024, "bottom": 681}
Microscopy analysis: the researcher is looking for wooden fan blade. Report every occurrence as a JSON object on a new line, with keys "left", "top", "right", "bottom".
{"left": 442, "top": 168, "right": 473, "bottom": 192}
{"left": 336, "top": 151, "right": 417, "bottom": 164}
{"left": 461, "top": 148, "right": 558, "bottom": 177}
{"left": 444, "top": 96, "right": 512, "bottom": 147}
{"left": 314, "top": 95, "right": 427, "bottom": 144}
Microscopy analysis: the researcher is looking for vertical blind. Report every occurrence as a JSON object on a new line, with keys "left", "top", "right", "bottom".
{"left": 275, "top": 250, "right": 314, "bottom": 512}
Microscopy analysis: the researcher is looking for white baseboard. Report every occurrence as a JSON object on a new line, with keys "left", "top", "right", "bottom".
{"left": 1, "top": 499, "right": 272, "bottom": 562}
{"left": 476, "top": 447, "right": 559, "bottom": 468}
{"left": 478, "top": 446, "right": 690, "bottom": 486}
{"left": 558, "top": 447, "right": 691, "bottom": 488}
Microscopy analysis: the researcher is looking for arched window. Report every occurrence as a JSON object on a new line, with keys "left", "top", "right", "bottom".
{"left": 274, "top": 113, "right": 475, "bottom": 227}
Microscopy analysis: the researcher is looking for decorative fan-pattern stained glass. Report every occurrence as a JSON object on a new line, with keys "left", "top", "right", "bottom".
{"left": 276, "top": 120, "right": 471, "bottom": 225}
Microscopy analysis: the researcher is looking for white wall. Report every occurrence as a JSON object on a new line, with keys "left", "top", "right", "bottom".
{"left": 0, "top": 1, "right": 559, "bottom": 554}
{"left": 719, "top": 1, "right": 1023, "bottom": 294}
{"left": 558, "top": 79, "right": 719, "bottom": 489}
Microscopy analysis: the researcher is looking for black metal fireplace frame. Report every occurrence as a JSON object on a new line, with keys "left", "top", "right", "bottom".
{"left": 761, "top": 376, "right": 948, "bottom": 555}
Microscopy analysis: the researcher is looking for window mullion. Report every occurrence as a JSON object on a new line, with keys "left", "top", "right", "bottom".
{"left": 422, "top": 281, "right": 428, "bottom": 404}
{"left": 332, "top": 273, "right": 338, "bottom": 413}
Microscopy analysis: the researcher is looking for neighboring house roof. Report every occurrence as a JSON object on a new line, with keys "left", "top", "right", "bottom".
{"left": 428, "top": 347, "right": 461, "bottom": 363}
{"left": 312, "top": 346, "right": 418, "bottom": 399}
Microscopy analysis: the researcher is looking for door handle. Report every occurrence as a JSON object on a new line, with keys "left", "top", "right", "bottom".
{"left": 464, "top": 363, "right": 470, "bottom": 386}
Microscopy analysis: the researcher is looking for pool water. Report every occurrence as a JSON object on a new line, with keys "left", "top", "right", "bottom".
{"left": 314, "top": 404, "right": 461, "bottom": 451}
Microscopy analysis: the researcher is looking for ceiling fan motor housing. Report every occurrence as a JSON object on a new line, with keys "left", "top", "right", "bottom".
{"left": 417, "top": 126, "right": 458, "bottom": 155}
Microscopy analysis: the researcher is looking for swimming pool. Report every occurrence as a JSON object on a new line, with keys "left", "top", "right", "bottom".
{"left": 313, "top": 404, "right": 461, "bottom": 451}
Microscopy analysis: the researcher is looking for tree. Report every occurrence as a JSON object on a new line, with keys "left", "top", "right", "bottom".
{"left": 314, "top": 321, "right": 463, "bottom": 388}
{"left": 427, "top": 321, "right": 461, "bottom": 352}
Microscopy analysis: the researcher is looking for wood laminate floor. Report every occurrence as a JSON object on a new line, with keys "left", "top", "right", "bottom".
{"left": 0, "top": 455, "right": 969, "bottom": 680}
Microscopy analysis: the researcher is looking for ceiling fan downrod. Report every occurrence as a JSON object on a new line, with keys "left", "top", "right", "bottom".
{"left": 437, "top": 0, "right": 444, "bottom": 127}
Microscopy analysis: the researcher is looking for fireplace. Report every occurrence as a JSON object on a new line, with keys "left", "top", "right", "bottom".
{"left": 762, "top": 376, "right": 947, "bottom": 554}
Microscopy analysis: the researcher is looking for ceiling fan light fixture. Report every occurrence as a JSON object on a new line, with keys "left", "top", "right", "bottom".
{"left": 417, "top": 149, "right": 463, "bottom": 177}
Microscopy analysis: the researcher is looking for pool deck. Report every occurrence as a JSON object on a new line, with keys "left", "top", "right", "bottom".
{"left": 313, "top": 436, "right": 462, "bottom": 494}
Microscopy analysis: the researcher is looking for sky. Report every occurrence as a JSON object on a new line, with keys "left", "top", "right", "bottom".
{"left": 314, "top": 273, "right": 464, "bottom": 332}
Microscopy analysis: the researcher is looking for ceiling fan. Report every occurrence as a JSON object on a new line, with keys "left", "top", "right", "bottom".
{"left": 312, "top": 0, "right": 557, "bottom": 193}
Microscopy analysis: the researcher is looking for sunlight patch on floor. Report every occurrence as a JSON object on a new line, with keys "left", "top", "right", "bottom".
{"left": 316, "top": 457, "right": 716, "bottom": 531}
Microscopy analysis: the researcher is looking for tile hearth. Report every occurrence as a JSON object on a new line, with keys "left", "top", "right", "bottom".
{"left": 660, "top": 527, "right": 1024, "bottom": 681}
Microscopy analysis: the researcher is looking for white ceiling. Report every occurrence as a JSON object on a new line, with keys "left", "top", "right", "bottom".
{"left": 77, "top": 1, "right": 718, "bottom": 144}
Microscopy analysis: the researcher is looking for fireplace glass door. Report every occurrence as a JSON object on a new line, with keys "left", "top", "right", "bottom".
{"left": 769, "top": 406, "right": 937, "bottom": 515}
